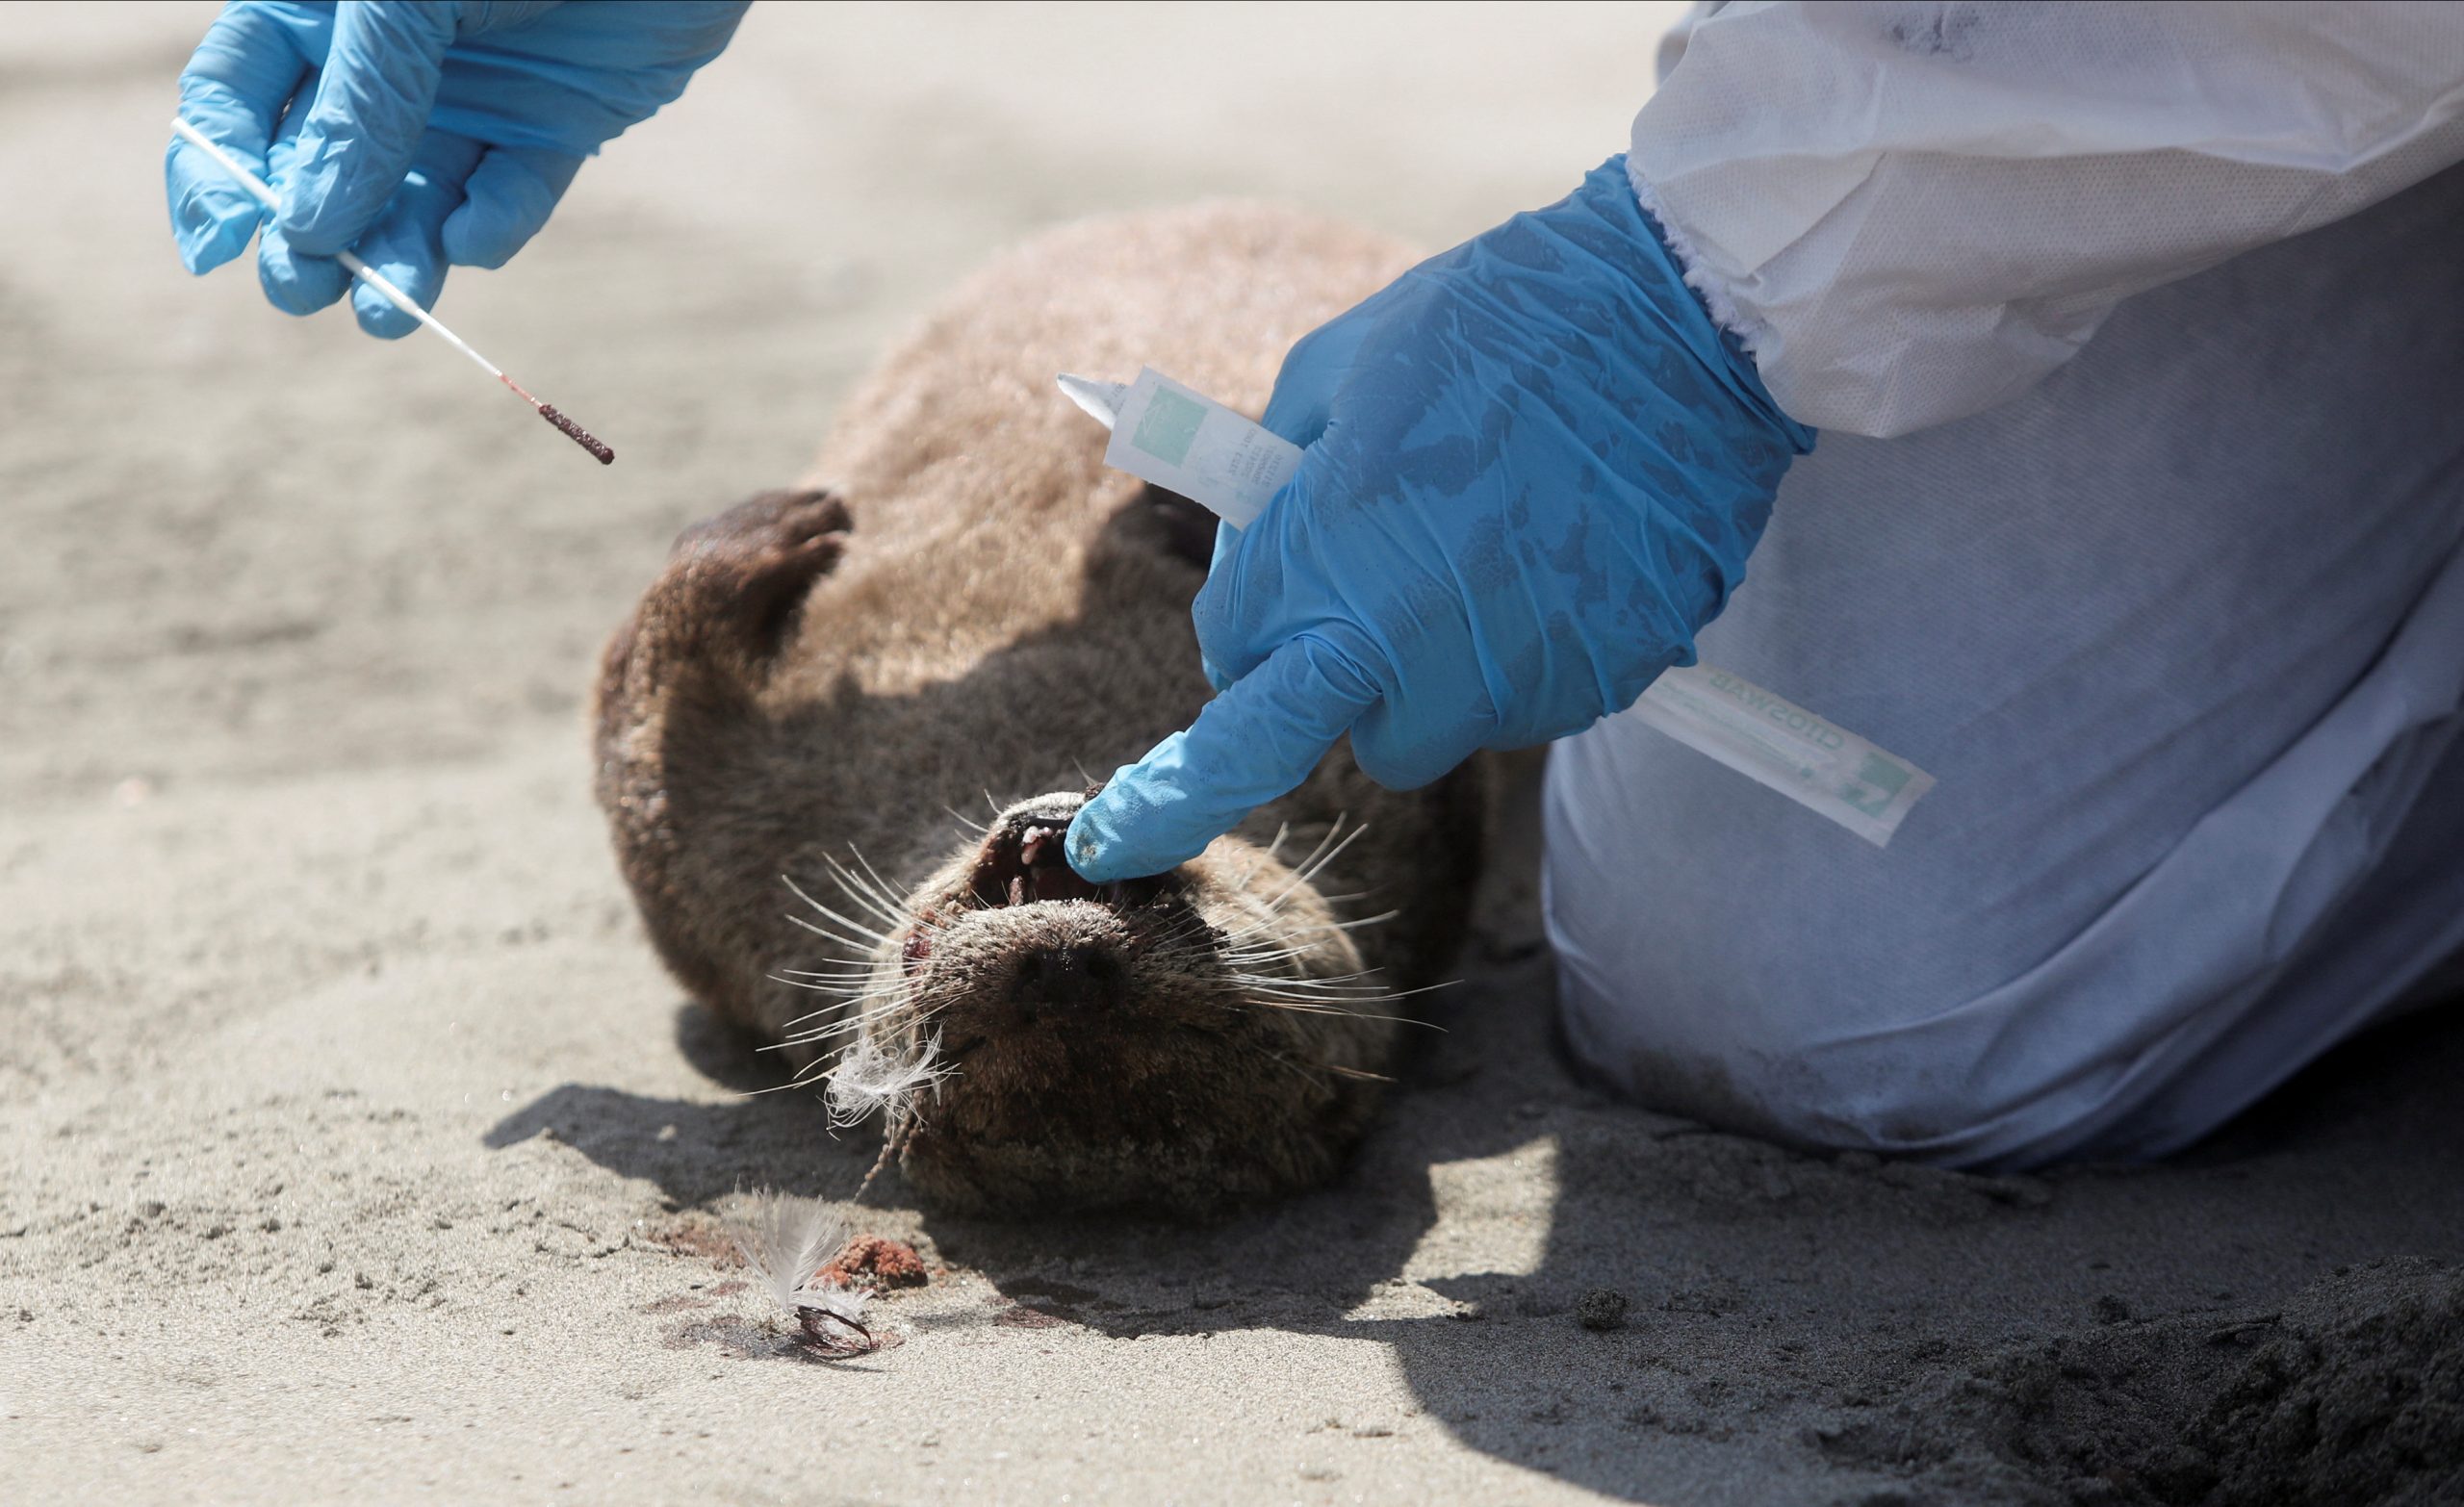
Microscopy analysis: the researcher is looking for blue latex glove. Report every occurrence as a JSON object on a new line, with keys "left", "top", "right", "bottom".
{"left": 1069, "top": 157, "right": 1816, "bottom": 882}
{"left": 167, "top": 0, "right": 746, "bottom": 336}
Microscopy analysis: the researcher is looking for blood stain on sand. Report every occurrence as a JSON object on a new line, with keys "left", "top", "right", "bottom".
{"left": 819, "top": 1235, "right": 929, "bottom": 1290}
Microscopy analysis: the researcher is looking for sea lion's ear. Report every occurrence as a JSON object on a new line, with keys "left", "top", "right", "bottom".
{"left": 1139, "top": 485, "right": 1217, "bottom": 571}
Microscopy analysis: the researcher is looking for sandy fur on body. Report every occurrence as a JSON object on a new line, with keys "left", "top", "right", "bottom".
{"left": 595, "top": 204, "right": 1440, "bottom": 1050}
{"left": 589, "top": 203, "right": 1488, "bottom": 1212}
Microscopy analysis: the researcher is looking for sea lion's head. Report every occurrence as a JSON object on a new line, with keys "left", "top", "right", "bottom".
{"left": 798, "top": 789, "right": 1399, "bottom": 1217}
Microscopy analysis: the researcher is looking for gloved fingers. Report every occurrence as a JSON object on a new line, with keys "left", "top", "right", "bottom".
{"left": 441, "top": 146, "right": 583, "bottom": 269}
{"left": 279, "top": 1, "right": 459, "bottom": 257}
{"left": 1066, "top": 633, "right": 1383, "bottom": 883}
{"left": 1258, "top": 263, "right": 1436, "bottom": 443}
{"left": 1197, "top": 520, "right": 1243, "bottom": 692}
{"left": 255, "top": 220, "right": 353, "bottom": 317}
{"left": 255, "top": 100, "right": 350, "bottom": 317}
{"left": 168, "top": 96, "right": 279, "bottom": 276}
{"left": 1258, "top": 315, "right": 1372, "bottom": 447}
{"left": 341, "top": 132, "right": 489, "bottom": 339}
{"left": 1348, "top": 695, "right": 1490, "bottom": 791}
{"left": 1191, "top": 445, "right": 1341, "bottom": 691}
{"left": 167, "top": 4, "right": 321, "bottom": 273}
{"left": 453, "top": 1, "right": 564, "bottom": 37}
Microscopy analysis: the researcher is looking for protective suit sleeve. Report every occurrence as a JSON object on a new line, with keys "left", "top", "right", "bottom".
{"left": 1635, "top": 1, "right": 2464, "bottom": 438}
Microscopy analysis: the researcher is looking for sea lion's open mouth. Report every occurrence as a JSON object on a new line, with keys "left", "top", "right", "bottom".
{"left": 879, "top": 796, "right": 1216, "bottom": 1045}
{"left": 964, "top": 801, "right": 1173, "bottom": 913}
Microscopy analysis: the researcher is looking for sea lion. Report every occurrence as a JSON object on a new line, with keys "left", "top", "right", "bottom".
{"left": 593, "top": 204, "right": 1485, "bottom": 1217}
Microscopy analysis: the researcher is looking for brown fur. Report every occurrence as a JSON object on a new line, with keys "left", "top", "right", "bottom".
{"left": 593, "top": 205, "right": 1484, "bottom": 1216}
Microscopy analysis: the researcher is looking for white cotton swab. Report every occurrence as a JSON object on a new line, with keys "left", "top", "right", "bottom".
{"left": 168, "top": 116, "right": 613, "bottom": 465}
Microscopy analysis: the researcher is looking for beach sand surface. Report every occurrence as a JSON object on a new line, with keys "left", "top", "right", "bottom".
{"left": 4, "top": 5, "right": 2460, "bottom": 1504}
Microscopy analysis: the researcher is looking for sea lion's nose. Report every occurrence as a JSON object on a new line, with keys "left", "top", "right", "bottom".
{"left": 1009, "top": 942, "right": 1129, "bottom": 1019}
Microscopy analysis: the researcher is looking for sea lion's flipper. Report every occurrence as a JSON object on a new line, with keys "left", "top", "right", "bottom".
{"left": 592, "top": 489, "right": 855, "bottom": 1022}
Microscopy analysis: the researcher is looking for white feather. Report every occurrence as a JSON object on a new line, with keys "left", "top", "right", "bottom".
{"left": 825, "top": 1033, "right": 946, "bottom": 1128}
{"left": 724, "top": 1189, "right": 851, "bottom": 1315}
{"left": 790, "top": 1282, "right": 873, "bottom": 1323}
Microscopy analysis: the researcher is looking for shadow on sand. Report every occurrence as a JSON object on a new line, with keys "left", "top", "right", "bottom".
{"left": 490, "top": 791, "right": 2464, "bottom": 1505}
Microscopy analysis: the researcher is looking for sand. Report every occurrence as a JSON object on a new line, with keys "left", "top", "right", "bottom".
{"left": 4, "top": 5, "right": 2460, "bottom": 1504}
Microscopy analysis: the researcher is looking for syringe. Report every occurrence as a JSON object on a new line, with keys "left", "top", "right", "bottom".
{"left": 1058, "top": 368, "right": 1935, "bottom": 846}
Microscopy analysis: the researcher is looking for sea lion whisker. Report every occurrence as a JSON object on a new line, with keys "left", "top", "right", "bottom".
{"left": 1319, "top": 907, "right": 1399, "bottom": 931}
{"left": 1224, "top": 918, "right": 1387, "bottom": 953}
{"left": 1219, "top": 948, "right": 1359, "bottom": 977}
{"left": 1226, "top": 984, "right": 1389, "bottom": 1005}
{"left": 1232, "top": 822, "right": 1294, "bottom": 891}
{"left": 942, "top": 805, "right": 989, "bottom": 834}
{"left": 1234, "top": 964, "right": 1392, "bottom": 985}
{"left": 1287, "top": 822, "right": 1370, "bottom": 891}
{"left": 775, "top": 977, "right": 895, "bottom": 998}
{"left": 779, "top": 1003, "right": 906, "bottom": 1038}
{"left": 1226, "top": 999, "right": 1359, "bottom": 1017}
{"left": 802, "top": 992, "right": 925, "bottom": 1032}
{"left": 838, "top": 851, "right": 914, "bottom": 924}
{"left": 770, "top": 996, "right": 921, "bottom": 1047}
{"left": 1282, "top": 815, "right": 1348, "bottom": 883}
{"left": 1212, "top": 908, "right": 1312, "bottom": 945}
{"left": 1215, "top": 875, "right": 1377, "bottom": 943}
{"left": 1223, "top": 996, "right": 1432, "bottom": 1035}
{"left": 844, "top": 846, "right": 912, "bottom": 920}
{"left": 820, "top": 853, "right": 906, "bottom": 919}
{"left": 1213, "top": 920, "right": 1329, "bottom": 953}
{"left": 783, "top": 912, "right": 896, "bottom": 958}
{"left": 768, "top": 1021, "right": 884, "bottom": 1055}
{"left": 775, "top": 1002, "right": 847, "bottom": 1032}
{"left": 1219, "top": 926, "right": 1392, "bottom": 970}
{"left": 782, "top": 873, "right": 900, "bottom": 942}
{"left": 781, "top": 876, "right": 900, "bottom": 947}
{"left": 771, "top": 984, "right": 896, "bottom": 1014}
{"left": 1226, "top": 975, "right": 1439, "bottom": 1014}
{"left": 1219, "top": 946, "right": 1317, "bottom": 968}
{"left": 734, "top": 1070, "right": 834, "bottom": 1097}
{"left": 1230, "top": 821, "right": 1356, "bottom": 918}
{"left": 1227, "top": 979, "right": 1396, "bottom": 998}
{"left": 780, "top": 995, "right": 928, "bottom": 1042}
{"left": 1240, "top": 974, "right": 1459, "bottom": 1002}
{"left": 1229, "top": 983, "right": 1390, "bottom": 1006}
{"left": 819, "top": 855, "right": 911, "bottom": 932}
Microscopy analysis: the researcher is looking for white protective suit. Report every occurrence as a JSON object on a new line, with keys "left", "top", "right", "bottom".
{"left": 1546, "top": 1, "right": 2464, "bottom": 1166}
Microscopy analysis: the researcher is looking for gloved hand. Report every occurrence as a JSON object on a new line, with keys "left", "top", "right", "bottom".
{"left": 1068, "top": 157, "right": 1815, "bottom": 882}
{"left": 167, "top": 0, "right": 747, "bottom": 336}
